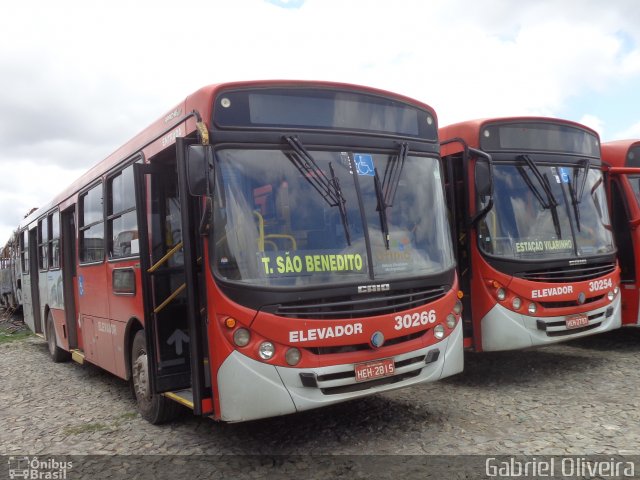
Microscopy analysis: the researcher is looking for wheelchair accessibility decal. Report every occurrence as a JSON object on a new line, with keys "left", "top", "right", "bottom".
{"left": 353, "top": 154, "right": 375, "bottom": 176}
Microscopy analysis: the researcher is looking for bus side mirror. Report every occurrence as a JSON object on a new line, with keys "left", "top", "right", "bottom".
{"left": 186, "top": 145, "right": 214, "bottom": 196}
{"left": 475, "top": 157, "right": 492, "bottom": 199}
{"left": 468, "top": 148, "right": 494, "bottom": 226}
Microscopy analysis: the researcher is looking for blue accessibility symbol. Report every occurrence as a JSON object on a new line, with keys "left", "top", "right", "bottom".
{"left": 353, "top": 153, "right": 375, "bottom": 176}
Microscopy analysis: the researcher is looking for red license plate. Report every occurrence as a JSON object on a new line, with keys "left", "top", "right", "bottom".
{"left": 354, "top": 358, "right": 395, "bottom": 382}
{"left": 566, "top": 315, "right": 589, "bottom": 329}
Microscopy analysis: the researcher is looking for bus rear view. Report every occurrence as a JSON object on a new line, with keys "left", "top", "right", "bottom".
{"left": 441, "top": 118, "right": 621, "bottom": 352}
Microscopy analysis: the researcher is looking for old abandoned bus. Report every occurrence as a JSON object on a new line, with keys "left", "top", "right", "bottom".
{"left": 0, "top": 231, "right": 21, "bottom": 312}
{"left": 16, "top": 81, "right": 463, "bottom": 423}
{"left": 602, "top": 139, "right": 640, "bottom": 326}
{"left": 440, "top": 117, "right": 621, "bottom": 352}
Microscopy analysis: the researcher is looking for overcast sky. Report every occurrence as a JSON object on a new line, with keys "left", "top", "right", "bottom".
{"left": 1, "top": 0, "right": 639, "bottom": 243}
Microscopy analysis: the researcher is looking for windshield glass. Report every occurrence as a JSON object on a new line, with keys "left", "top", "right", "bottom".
{"left": 478, "top": 162, "right": 614, "bottom": 260}
{"left": 211, "top": 149, "right": 454, "bottom": 287}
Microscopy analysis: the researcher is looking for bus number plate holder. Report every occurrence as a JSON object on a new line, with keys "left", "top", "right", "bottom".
{"left": 354, "top": 358, "right": 395, "bottom": 382}
{"left": 565, "top": 314, "right": 589, "bottom": 329}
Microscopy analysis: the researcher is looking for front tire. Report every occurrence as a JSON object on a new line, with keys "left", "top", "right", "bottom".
{"left": 131, "top": 330, "right": 180, "bottom": 424}
{"left": 46, "top": 311, "right": 70, "bottom": 363}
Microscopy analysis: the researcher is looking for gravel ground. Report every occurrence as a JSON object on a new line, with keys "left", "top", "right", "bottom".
{"left": 1, "top": 312, "right": 640, "bottom": 477}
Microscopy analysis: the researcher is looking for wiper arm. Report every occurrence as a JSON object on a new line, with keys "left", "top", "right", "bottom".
{"left": 283, "top": 135, "right": 351, "bottom": 245}
{"left": 518, "top": 155, "right": 562, "bottom": 238}
{"left": 374, "top": 168, "right": 390, "bottom": 249}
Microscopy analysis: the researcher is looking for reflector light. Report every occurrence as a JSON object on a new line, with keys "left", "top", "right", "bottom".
{"left": 225, "top": 317, "right": 237, "bottom": 329}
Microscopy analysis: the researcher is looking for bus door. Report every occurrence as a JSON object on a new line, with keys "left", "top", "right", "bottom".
{"left": 61, "top": 206, "right": 79, "bottom": 348}
{"left": 133, "top": 141, "right": 210, "bottom": 415}
{"left": 609, "top": 169, "right": 640, "bottom": 324}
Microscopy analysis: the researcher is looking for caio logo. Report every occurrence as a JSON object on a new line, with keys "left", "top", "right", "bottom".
{"left": 357, "top": 284, "right": 390, "bottom": 294}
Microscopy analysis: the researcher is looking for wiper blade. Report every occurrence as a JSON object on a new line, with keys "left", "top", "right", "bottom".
{"left": 374, "top": 168, "right": 390, "bottom": 249}
{"left": 568, "top": 159, "right": 591, "bottom": 232}
{"left": 329, "top": 162, "right": 351, "bottom": 245}
{"left": 573, "top": 159, "right": 591, "bottom": 204}
{"left": 518, "top": 155, "right": 562, "bottom": 238}
{"left": 381, "top": 142, "right": 408, "bottom": 207}
{"left": 283, "top": 135, "right": 351, "bottom": 245}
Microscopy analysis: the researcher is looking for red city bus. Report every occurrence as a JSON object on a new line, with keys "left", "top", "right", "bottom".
{"left": 440, "top": 117, "right": 621, "bottom": 352}
{"left": 602, "top": 139, "right": 640, "bottom": 326}
{"left": 16, "top": 81, "right": 463, "bottom": 423}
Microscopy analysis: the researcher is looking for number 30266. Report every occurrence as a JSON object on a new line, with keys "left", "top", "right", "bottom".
{"left": 394, "top": 310, "right": 437, "bottom": 330}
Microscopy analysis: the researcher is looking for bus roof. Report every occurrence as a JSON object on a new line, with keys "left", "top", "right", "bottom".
{"left": 601, "top": 139, "right": 640, "bottom": 168}
{"left": 18, "top": 80, "right": 437, "bottom": 230}
{"left": 439, "top": 116, "right": 599, "bottom": 157}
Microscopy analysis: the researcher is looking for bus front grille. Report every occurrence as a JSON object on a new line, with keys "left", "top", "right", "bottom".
{"left": 271, "top": 286, "right": 446, "bottom": 320}
{"left": 516, "top": 261, "right": 615, "bottom": 283}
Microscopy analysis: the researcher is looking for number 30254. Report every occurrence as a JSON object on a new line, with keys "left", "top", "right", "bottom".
{"left": 394, "top": 310, "right": 437, "bottom": 330}
{"left": 588, "top": 278, "right": 613, "bottom": 292}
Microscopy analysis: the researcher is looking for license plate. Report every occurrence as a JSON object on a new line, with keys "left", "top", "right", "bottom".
{"left": 566, "top": 314, "right": 589, "bottom": 329}
{"left": 354, "top": 358, "right": 395, "bottom": 382}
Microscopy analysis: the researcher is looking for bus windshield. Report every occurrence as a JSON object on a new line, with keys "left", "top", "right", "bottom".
{"left": 478, "top": 162, "right": 615, "bottom": 260}
{"left": 211, "top": 148, "right": 454, "bottom": 287}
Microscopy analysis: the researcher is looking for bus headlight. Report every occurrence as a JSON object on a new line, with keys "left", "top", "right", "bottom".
{"left": 233, "top": 328, "right": 250, "bottom": 347}
{"left": 528, "top": 303, "right": 537, "bottom": 315}
{"left": 496, "top": 288, "right": 506, "bottom": 301}
{"left": 614, "top": 286, "right": 620, "bottom": 296}
{"left": 434, "top": 324, "right": 445, "bottom": 339}
{"left": 446, "top": 314, "right": 456, "bottom": 329}
{"left": 258, "top": 342, "right": 275, "bottom": 360}
{"left": 607, "top": 291, "right": 615, "bottom": 302}
{"left": 453, "top": 299, "right": 463, "bottom": 315}
{"left": 512, "top": 297, "right": 522, "bottom": 310}
{"left": 285, "top": 348, "right": 301, "bottom": 366}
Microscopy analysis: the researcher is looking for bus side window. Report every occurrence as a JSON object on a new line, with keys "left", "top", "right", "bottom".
{"left": 107, "top": 165, "right": 139, "bottom": 259}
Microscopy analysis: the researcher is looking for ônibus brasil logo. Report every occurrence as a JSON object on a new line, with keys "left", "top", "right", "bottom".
{"left": 8, "top": 456, "right": 72, "bottom": 480}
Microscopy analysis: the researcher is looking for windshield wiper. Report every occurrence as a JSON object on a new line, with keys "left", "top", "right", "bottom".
{"left": 373, "top": 143, "right": 408, "bottom": 250}
{"left": 283, "top": 135, "right": 351, "bottom": 245}
{"left": 518, "top": 155, "right": 562, "bottom": 238}
{"left": 381, "top": 142, "right": 408, "bottom": 207}
{"left": 373, "top": 168, "right": 390, "bottom": 249}
{"left": 568, "top": 159, "right": 591, "bottom": 232}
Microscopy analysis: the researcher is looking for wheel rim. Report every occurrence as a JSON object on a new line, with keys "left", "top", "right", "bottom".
{"left": 133, "top": 349, "right": 151, "bottom": 403}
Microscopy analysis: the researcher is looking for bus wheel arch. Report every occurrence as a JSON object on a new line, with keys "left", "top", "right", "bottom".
{"left": 124, "top": 317, "right": 143, "bottom": 382}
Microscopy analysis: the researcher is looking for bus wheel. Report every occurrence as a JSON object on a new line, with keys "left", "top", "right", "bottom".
{"left": 46, "top": 311, "right": 70, "bottom": 363}
{"left": 131, "top": 330, "right": 180, "bottom": 424}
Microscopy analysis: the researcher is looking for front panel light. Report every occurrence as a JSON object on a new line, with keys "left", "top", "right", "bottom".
{"left": 528, "top": 302, "right": 537, "bottom": 315}
{"left": 233, "top": 328, "right": 250, "bottom": 347}
{"left": 453, "top": 300, "right": 463, "bottom": 315}
{"left": 285, "top": 348, "right": 301, "bottom": 366}
{"left": 434, "top": 324, "right": 445, "bottom": 339}
{"left": 512, "top": 297, "right": 522, "bottom": 310}
{"left": 258, "top": 342, "right": 275, "bottom": 360}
